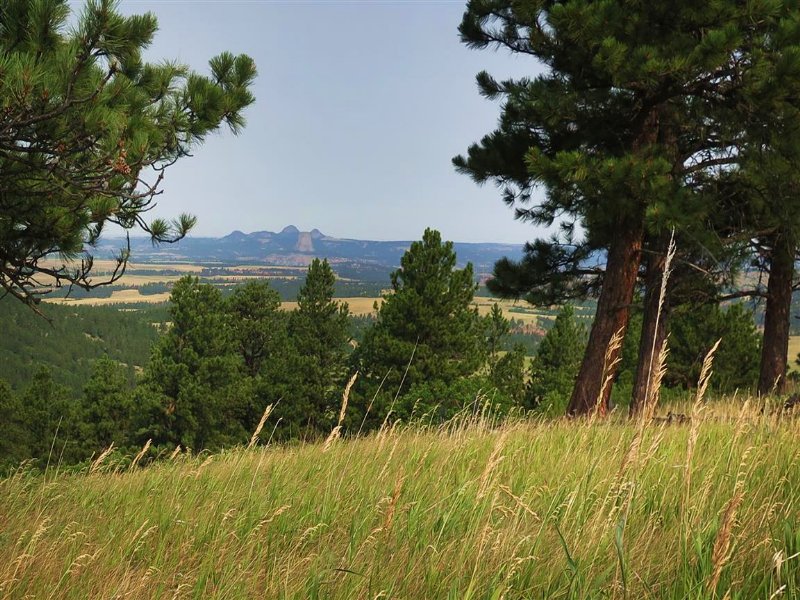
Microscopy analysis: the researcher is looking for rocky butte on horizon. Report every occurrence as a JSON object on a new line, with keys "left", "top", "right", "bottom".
{"left": 96, "top": 225, "right": 529, "bottom": 277}
{"left": 113, "top": 225, "right": 525, "bottom": 247}
{"left": 217, "top": 226, "right": 525, "bottom": 246}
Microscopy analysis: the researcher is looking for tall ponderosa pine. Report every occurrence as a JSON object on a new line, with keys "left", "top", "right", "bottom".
{"left": 227, "top": 281, "right": 285, "bottom": 378}
{"left": 287, "top": 259, "right": 351, "bottom": 435}
{"left": 455, "top": 0, "right": 800, "bottom": 414}
{"left": 356, "top": 229, "right": 484, "bottom": 414}
{"left": 139, "top": 277, "right": 246, "bottom": 450}
{"left": 225, "top": 281, "right": 290, "bottom": 437}
{"left": 0, "top": 0, "right": 256, "bottom": 308}
{"left": 735, "top": 128, "right": 800, "bottom": 395}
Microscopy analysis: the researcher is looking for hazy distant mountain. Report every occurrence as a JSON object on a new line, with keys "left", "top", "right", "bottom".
{"left": 99, "top": 227, "right": 524, "bottom": 280}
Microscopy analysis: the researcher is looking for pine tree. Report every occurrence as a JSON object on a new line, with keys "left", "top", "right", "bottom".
{"left": 490, "top": 344, "right": 527, "bottom": 405}
{"left": 286, "top": 259, "right": 351, "bottom": 435}
{"left": 139, "top": 276, "right": 246, "bottom": 450}
{"left": 668, "top": 303, "right": 761, "bottom": 394}
{"left": 356, "top": 229, "right": 484, "bottom": 420}
{"left": 81, "top": 357, "right": 134, "bottom": 454}
{"left": 18, "top": 368, "right": 82, "bottom": 464}
{"left": 483, "top": 303, "right": 526, "bottom": 404}
{"left": 527, "top": 305, "right": 587, "bottom": 414}
{"left": 454, "top": 0, "right": 800, "bottom": 414}
{"left": 227, "top": 281, "right": 285, "bottom": 378}
{"left": 224, "top": 280, "right": 292, "bottom": 438}
{"left": 484, "top": 302, "right": 510, "bottom": 370}
{"left": 0, "top": 0, "right": 256, "bottom": 308}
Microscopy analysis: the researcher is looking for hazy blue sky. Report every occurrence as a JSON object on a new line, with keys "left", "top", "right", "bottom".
{"left": 98, "top": 0, "right": 546, "bottom": 243}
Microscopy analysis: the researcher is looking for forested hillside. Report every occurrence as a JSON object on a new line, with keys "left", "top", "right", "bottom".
{"left": 0, "top": 298, "right": 162, "bottom": 393}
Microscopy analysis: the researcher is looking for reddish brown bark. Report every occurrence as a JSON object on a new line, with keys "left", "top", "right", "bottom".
{"left": 630, "top": 236, "right": 671, "bottom": 416}
{"left": 758, "top": 233, "right": 795, "bottom": 396}
{"left": 567, "top": 107, "right": 659, "bottom": 417}
{"left": 567, "top": 215, "right": 644, "bottom": 415}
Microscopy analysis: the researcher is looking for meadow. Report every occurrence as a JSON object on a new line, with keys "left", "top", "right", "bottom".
{"left": 1, "top": 398, "right": 798, "bottom": 599}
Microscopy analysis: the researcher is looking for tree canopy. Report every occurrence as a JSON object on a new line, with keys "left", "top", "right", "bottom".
{"left": 355, "top": 229, "right": 485, "bottom": 418}
{"left": 455, "top": 0, "right": 800, "bottom": 413}
{"left": 0, "top": 0, "right": 256, "bottom": 308}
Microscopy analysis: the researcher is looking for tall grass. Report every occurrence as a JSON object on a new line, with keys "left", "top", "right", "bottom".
{"left": 1, "top": 401, "right": 798, "bottom": 599}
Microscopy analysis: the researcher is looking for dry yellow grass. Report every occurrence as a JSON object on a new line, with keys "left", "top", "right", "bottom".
{"left": 227, "top": 264, "right": 308, "bottom": 272}
{"left": 282, "top": 297, "right": 382, "bottom": 316}
{"left": 473, "top": 297, "right": 547, "bottom": 325}
{"left": 39, "top": 258, "right": 205, "bottom": 274}
{"left": 1, "top": 403, "right": 798, "bottom": 599}
{"left": 47, "top": 289, "right": 171, "bottom": 306}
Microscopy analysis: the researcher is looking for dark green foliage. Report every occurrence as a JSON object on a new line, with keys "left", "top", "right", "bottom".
{"left": 227, "top": 281, "right": 285, "bottom": 378}
{"left": 0, "top": 379, "right": 31, "bottom": 469}
{"left": 484, "top": 303, "right": 510, "bottom": 368}
{"left": 668, "top": 303, "right": 761, "bottom": 393}
{"left": 134, "top": 268, "right": 355, "bottom": 448}
{"left": 612, "top": 301, "right": 761, "bottom": 401}
{"left": 79, "top": 357, "right": 135, "bottom": 455}
{"left": 349, "top": 314, "right": 377, "bottom": 345}
{"left": 138, "top": 277, "right": 247, "bottom": 450}
{"left": 17, "top": 368, "right": 83, "bottom": 465}
{"left": 398, "top": 375, "right": 517, "bottom": 423}
{"left": 527, "top": 306, "right": 587, "bottom": 414}
{"left": 0, "top": 313, "right": 151, "bottom": 467}
{"left": 285, "top": 259, "right": 352, "bottom": 436}
{"left": 394, "top": 302, "right": 527, "bottom": 423}
{"left": 490, "top": 344, "right": 527, "bottom": 406}
{"left": 455, "top": 0, "right": 800, "bottom": 278}
{"left": 455, "top": 0, "right": 800, "bottom": 411}
{"left": 483, "top": 303, "right": 527, "bottom": 405}
{"left": 354, "top": 229, "right": 485, "bottom": 421}
{"left": 0, "top": 296, "right": 158, "bottom": 394}
{"left": 0, "top": 0, "right": 256, "bottom": 306}
{"left": 224, "top": 281, "right": 293, "bottom": 441}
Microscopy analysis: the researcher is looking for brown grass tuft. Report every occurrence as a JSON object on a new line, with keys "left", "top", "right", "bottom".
{"left": 129, "top": 439, "right": 151, "bottom": 470}
{"left": 248, "top": 403, "right": 275, "bottom": 449}
{"left": 323, "top": 372, "right": 359, "bottom": 452}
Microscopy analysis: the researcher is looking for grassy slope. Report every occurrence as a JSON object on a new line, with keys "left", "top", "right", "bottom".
{"left": 1, "top": 406, "right": 798, "bottom": 599}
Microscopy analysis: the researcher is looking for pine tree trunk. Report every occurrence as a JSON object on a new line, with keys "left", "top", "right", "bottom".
{"left": 630, "top": 235, "right": 671, "bottom": 416}
{"left": 758, "top": 233, "right": 795, "bottom": 396}
{"left": 567, "top": 215, "right": 644, "bottom": 415}
{"left": 566, "top": 107, "right": 660, "bottom": 417}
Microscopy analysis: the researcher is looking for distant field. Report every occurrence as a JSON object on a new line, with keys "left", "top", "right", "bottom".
{"left": 788, "top": 336, "right": 800, "bottom": 371}
{"left": 1, "top": 402, "right": 797, "bottom": 599}
{"left": 48, "top": 289, "right": 171, "bottom": 306}
{"left": 40, "top": 267, "right": 550, "bottom": 330}
{"left": 283, "top": 296, "right": 549, "bottom": 324}
{"left": 40, "top": 260, "right": 306, "bottom": 306}
{"left": 282, "top": 296, "right": 382, "bottom": 316}
{"left": 474, "top": 297, "right": 546, "bottom": 326}
{"left": 41, "top": 258, "right": 206, "bottom": 275}
{"left": 104, "top": 260, "right": 205, "bottom": 273}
